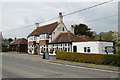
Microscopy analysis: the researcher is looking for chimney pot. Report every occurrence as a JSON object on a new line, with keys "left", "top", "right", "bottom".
{"left": 59, "top": 12, "right": 62, "bottom": 16}
{"left": 35, "top": 23, "right": 39, "bottom": 28}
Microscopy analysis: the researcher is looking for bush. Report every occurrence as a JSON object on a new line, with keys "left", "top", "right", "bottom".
{"left": 56, "top": 52, "right": 120, "bottom": 67}
{"left": 41, "top": 49, "right": 45, "bottom": 53}
{"left": 34, "top": 47, "right": 37, "bottom": 54}
{"left": 49, "top": 49, "right": 54, "bottom": 54}
{"left": 61, "top": 49, "right": 65, "bottom": 52}
{"left": 2, "top": 47, "right": 8, "bottom": 52}
{"left": 55, "top": 49, "right": 59, "bottom": 53}
{"left": 104, "top": 54, "right": 120, "bottom": 66}
{"left": 115, "top": 46, "right": 120, "bottom": 54}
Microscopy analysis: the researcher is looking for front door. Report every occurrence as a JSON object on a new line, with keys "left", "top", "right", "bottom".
{"left": 73, "top": 46, "right": 77, "bottom": 52}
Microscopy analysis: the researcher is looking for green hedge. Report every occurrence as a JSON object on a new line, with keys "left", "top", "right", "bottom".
{"left": 2, "top": 47, "right": 8, "bottom": 52}
{"left": 56, "top": 52, "right": 120, "bottom": 67}
{"left": 115, "top": 46, "right": 120, "bottom": 54}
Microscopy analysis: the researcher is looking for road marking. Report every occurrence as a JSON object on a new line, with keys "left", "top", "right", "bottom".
{"left": 45, "top": 61, "right": 119, "bottom": 74}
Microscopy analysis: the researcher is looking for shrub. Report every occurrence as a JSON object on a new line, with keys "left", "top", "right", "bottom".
{"left": 55, "top": 49, "right": 59, "bottom": 53}
{"left": 2, "top": 47, "right": 8, "bottom": 52}
{"left": 56, "top": 51, "right": 120, "bottom": 67}
{"left": 115, "top": 46, "right": 120, "bottom": 54}
{"left": 41, "top": 49, "right": 45, "bottom": 53}
{"left": 49, "top": 49, "right": 54, "bottom": 54}
{"left": 34, "top": 47, "right": 37, "bottom": 54}
{"left": 61, "top": 49, "right": 65, "bottom": 52}
{"left": 104, "top": 54, "right": 120, "bottom": 66}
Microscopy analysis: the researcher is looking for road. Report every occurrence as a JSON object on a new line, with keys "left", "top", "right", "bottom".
{"left": 2, "top": 52, "right": 119, "bottom": 78}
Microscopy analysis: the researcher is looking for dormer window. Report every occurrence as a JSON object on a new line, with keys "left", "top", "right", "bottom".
{"left": 40, "top": 34, "right": 49, "bottom": 40}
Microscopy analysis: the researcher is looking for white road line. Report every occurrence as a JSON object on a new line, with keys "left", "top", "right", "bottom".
{"left": 45, "top": 61, "right": 119, "bottom": 74}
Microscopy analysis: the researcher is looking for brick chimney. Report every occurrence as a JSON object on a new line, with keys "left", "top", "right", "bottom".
{"left": 58, "top": 12, "right": 63, "bottom": 23}
{"left": 35, "top": 23, "right": 39, "bottom": 28}
{"left": 70, "top": 25, "right": 75, "bottom": 34}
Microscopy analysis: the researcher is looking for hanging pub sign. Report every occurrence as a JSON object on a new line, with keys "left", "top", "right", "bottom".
{"left": 102, "top": 46, "right": 114, "bottom": 54}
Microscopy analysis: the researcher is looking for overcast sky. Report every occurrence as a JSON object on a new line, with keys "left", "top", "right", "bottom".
{"left": 0, "top": 1, "right": 118, "bottom": 38}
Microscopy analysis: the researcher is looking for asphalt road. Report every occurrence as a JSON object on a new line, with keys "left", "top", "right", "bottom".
{"left": 2, "top": 53, "right": 119, "bottom": 78}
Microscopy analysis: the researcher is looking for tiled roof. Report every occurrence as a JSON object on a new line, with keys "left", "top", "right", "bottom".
{"left": 28, "top": 22, "right": 59, "bottom": 37}
{"left": 10, "top": 38, "right": 27, "bottom": 45}
{"left": 78, "top": 35, "right": 92, "bottom": 41}
{"left": 52, "top": 32, "right": 84, "bottom": 43}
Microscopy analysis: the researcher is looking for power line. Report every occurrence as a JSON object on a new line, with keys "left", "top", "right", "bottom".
{"left": 4, "top": 25, "right": 34, "bottom": 32}
{"left": 39, "top": 0, "right": 114, "bottom": 24}
{"left": 86, "top": 14, "right": 117, "bottom": 22}
{"left": 3, "top": 0, "right": 114, "bottom": 32}
{"left": 4, "top": 14, "right": 117, "bottom": 34}
{"left": 63, "top": 0, "right": 114, "bottom": 17}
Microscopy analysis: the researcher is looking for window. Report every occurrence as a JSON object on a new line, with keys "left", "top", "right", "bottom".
{"left": 84, "top": 47, "right": 91, "bottom": 53}
{"left": 63, "top": 27, "right": 64, "bottom": 31}
{"left": 65, "top": 44, "right": 67, "bottom": 46}
{"left": 68, "top": 44, "right": 70, "bottom": 46}
{"left": 40, "top": 34, "right": 48, "bottom": 40}
{"left": 44, "top": 45, "right": 45, "bottom": 47}
{"left": 87, "top": 47, "right": 90, "bottom": 52}
{"left": 40, "top": 34, "right": 45, "bottom": 39}
{"left": 84, "top": 47, "right": 87, "bottom": 52}
{"left": 65, "top": 48, "right": 67, "bottom": 51}
{"left": 68, "top": 48, "right": 70, "bottom": 52}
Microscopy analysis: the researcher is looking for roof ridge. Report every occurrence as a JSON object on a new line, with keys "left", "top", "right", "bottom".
{"left": 28, "top": 21, "right": 59, "bottom": 37}
{"left": 38, "top": 22, "right": 58, "bottom": 28}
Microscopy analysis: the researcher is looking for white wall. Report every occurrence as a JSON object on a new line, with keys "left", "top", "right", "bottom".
{"left": 51, "top": 23, "right": 68, "bottom": 41}
{"left": 72, "top": 42, "right": 99, "bottom": 53}
{"left": 28, "top": 36, "right": 38, "bottom": 42}
{"left": 72, "top": 41, "right": 114, "bottom": 54}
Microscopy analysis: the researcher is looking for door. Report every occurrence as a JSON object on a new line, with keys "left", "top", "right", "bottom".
{"left": 73, "top": 46, "right": 77, "bottom": 52}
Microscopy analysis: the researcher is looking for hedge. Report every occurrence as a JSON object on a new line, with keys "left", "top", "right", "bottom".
{"left": 56, "top": 52, "right": 120, "bottom": 67}
{"left": 115, "top": 46, "right": 120, "bottom": 54}
{"left": 2, "top": 47, "right": 8, "bottom": 52}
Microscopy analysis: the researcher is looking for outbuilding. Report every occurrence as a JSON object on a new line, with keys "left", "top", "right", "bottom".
{"left": 72, "top": 41, "right": 115, "bottom": 54}
{"left": 9, "top": 38, "right": 28, "bottom": 53}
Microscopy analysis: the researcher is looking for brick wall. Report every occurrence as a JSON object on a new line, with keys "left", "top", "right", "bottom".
{"left": 39, "top": 40, "right": 49, "bottom": 45}
{"left": 28, "top": 41, "right": 36, "bottom": 45}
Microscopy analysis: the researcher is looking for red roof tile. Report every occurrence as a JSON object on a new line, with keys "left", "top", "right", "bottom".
{"left": 10, "top": 38, "right": 27, "bottom": 45}
{"left": 78, "top": 35, "right": 92, "bottom": 41}
{"left": 52, "top": 32, "right": 84, "bottom": 42}
{"left": 28, "top": 22, "right": 59, "bottom": 37}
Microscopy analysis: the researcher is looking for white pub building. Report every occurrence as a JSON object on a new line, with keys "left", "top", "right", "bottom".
{"left": 27, "top": 12, "right": 115, "bottom": 55}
